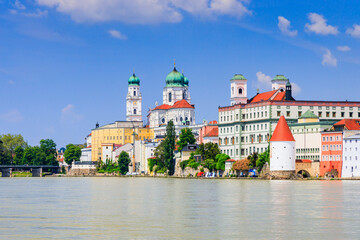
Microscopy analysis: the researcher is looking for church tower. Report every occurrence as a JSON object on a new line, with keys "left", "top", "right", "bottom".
{"left": 126, "top": 73, "right": 142, "bottom": 122}
{"left": 271, "top": 75, "right": 288, "bottom": 91}
{"left": 230, "top": 74, "right": 247, "bottom": 105}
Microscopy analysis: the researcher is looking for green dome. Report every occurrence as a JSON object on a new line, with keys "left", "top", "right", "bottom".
{"left": 184, "top": 76, "right": 189, "bottom": 86}
{"left": 273, "top": 75, "right": 288, "bottom": 81}
{"left": 231, "top": 74, "right": 247, "bottom": 81}
{"left": 128, "top": 73, "right": 140, "bottom": 86}
{"left": 166, "top": 67, "right": 185, "bottom": 87}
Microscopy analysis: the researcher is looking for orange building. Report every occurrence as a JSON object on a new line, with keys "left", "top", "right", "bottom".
{"left": 320, "top": 119, "right": 360, "bottom": 177}
{"left": 320, "top": 131, "right": 343, "bottom": 177}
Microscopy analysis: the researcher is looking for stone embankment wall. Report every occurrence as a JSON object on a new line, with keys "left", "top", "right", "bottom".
{"left": 68, "top": 168, "right": 97, "bottom": 176}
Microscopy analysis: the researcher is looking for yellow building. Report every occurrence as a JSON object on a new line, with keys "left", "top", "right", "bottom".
{"left": 91, "top": 121, "right": 154, "bottom": 162}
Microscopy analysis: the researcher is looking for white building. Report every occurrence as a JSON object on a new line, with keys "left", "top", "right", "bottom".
{"left": 270, "top": 116, "right": 296, "bottom": 173}
{"left": 126, "top": 73, "right": 142, "bottom": 122}
{"left": 148, "top": 65, "right": 200, "bottom": 137}
{"left": 80, "top": 133, "right": 92, "bottom": 162}
{"left": 218, "top": 74, "right": 360, "bottom": 160}
{"left": 342, "top": 134, "right": 360, "bottom": 178}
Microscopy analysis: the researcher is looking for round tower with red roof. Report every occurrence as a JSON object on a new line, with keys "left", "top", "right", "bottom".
{"left": 270, "top": 115, "right": 296, "bottom": 177}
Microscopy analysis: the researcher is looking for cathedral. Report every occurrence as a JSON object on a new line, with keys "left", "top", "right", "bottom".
{"left": 126, "top": 64, "right": 200, "bottom": 137}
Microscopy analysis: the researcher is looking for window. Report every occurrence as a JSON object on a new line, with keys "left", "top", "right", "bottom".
{"left": 277, "top": 111, "right": 281, "bottom": 117}
{"left": 134, "top": 109, "right": 137, "bottom": 114}
{"left": 286, "top": 111, "right": 290, "bottom": 117}
{"left": 239, "top": 88, "right": 243, "bottom": 95}
{"left": 298, "top": 111, "right": 302, "bottom": 117}
{"left": 319, "top": 112, "right": 322, "bottom": 117}
{"left": 341, "top": 112, "right": 345, "bottom": 118}
{"left": 332, "top": 112, "right": 336, "bottom": 118}
{"left": 326, "top": 112, "right": 330, "bottom": 117}
{"left": 350, "top": 112, "right": 353, "bottom": 118}
{"left": 169, "top": 92, "right": 172, "bottom": 102}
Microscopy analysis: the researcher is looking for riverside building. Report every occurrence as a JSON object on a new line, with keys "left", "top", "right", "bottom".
{"left": 218, "top": 74, "right": 360, "bottom": 160}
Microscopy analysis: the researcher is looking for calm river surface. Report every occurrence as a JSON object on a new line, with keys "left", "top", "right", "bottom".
{"left": 1, "top": 178, "right": 360, "bottom": 239}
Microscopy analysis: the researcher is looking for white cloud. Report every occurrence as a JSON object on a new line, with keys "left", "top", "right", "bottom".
{"left": 256, "top": 71, "right": 272, "bottom": 89}
{"left": 108, "top": 30, "right": 127, "bottom": 40}
{"left": 337, "top": 45, "right": 351, "bottom": 52}
{"left": 278, "top": 16, "right": 297, "bottom": 37}
{"left": 61, "top": 104, "right": 83, "bottom": 122}
{"left": 23, "top": 9, "right": 48, "bottom": 17}
{"left": 13, "top": 0, "right": 26, "bottom": 10}
{"left": 0, "top": 109, "right": 23, "bottom": 123}
{"left": 322, "top": 49, "right": 337, "bottom": 67}
{"left": 291, "top": 82, "right": 301, "bottom": 96}
{"left": 346, "top": 24, "right": 360, "bottom": 38}
{"left": 305, "top": 13, "right": 338, "bottom": 35}
{"left": 36, "top": 0, "right": 251, "bottom": 24}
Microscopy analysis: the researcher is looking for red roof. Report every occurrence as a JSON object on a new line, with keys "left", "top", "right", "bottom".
{"left": 171, "top": 99, "right": 194, "bottom": 109}
{"left": 226, "top": 159, "right": 236, "bottom": 162}
{"left": 270, "top": 116, "right": 295, "bottom": 142}
{"left": 204, "top": 128, "right": 218, "bottom": 137}
{"left": 250, "top": 90, "right": 277, "bottom": 103}
{"left": 250, "top": 90, "right": 286, "bottom": 103}
{"left": 209, "top": 120, "right": 218, "bottom": 125}
{"left": 154, "top": 104, "right": 171, "bottom": 110}
{"left": 273, "top": 91, "right": 286, "bottom": 101}
{"left": 334, "top": 119, "right": 360, "bottom": 130}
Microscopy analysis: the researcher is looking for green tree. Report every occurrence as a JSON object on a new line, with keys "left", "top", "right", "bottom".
{"left": 202, "top": 158, "right": 216, "bottom": 172}
{"left": 0, "top": 140, "right": 11, "bottom": 165}
{"left": 64, "top": 144, "right": 81, "bottom": 165}
{"left": 14, "top": 146, "right": 24, "bottom": 165}
{"left": 256, "top": 148, "right": 270, "bottom": 172}
{"left": 32, "top": 146, "right": 46, "bottom": 165}
{"left": 22, "top": 147, "right": 34, "bottom": 165}
{"left": 164, "top": 120, "right": 176, "bottom": 175}
{"left": 0, "top": 134, "right": 27, "bottom": 155}
{"left": 176, "top": 128, "right": 196, "bottom": 152}
{"left": 215, "top": 153, "right": 230, "bottom": 171}
{"left": 40, "top": 139, "right": 58, "bottom": 166}
{"left": 248, "top": 153, "right": 258, "bottom": 169}
{"left": 118, "top": 151, "right": 131, "bottom": 175}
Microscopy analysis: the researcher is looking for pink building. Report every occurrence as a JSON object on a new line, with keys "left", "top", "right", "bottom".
{"left": 198, "top": 120, "right": 218, "bottom": 144}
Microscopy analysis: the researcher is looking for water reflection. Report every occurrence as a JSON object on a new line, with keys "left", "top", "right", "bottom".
{"left": 0, "top": 178, "right": 359, "bottom": 239}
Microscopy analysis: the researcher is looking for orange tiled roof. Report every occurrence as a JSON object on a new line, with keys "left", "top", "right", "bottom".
{"left": 209, "top": 120, "right": 218, "bottom": 124}
{"left": 171, "top": 99, "right": 194, "bottom": 109}
{"left": 154, "top": 104, "right": 172, "bottom": 110}
{"left": 250, "top": 90, "right": 277, "bottom": 103}
{"left": 273, "top": 91, "right": 286, "bottom": 101}
{"left": 334, "top": 119, "right": 360, "bottom": 130}
{"left": 204, "top": 128, "right": 218, "bottom": 137}
{"left": 270, "top": 116, "right": 295, "bottom": 142}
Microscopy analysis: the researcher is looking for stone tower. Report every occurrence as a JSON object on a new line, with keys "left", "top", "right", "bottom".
{"left": 126, "top": 73, "right": 142, "bottom": 122}
{"left": 230, "top": 74, "right": 248, "bottom": 105}
{"left": 270, "top": 115, "right": 296, "bottom": 178}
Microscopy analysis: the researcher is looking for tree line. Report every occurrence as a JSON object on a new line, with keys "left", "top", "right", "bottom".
{"left": 0, "top": 134, "right": 58, "bottom": 166}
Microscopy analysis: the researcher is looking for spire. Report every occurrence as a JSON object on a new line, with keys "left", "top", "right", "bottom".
{"left": 270, "top": 116, "right": 295, "bottom": 142}
{"left": 173, "top": 59, "right": 177, "bottom": 71}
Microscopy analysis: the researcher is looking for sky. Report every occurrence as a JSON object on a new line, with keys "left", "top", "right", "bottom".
{"left": 1, "top": 0, "right": 360, "bottom": 148}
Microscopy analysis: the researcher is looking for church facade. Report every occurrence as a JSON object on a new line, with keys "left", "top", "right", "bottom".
{"left": 147, "top": 65, "right": 200, "bottom": 137}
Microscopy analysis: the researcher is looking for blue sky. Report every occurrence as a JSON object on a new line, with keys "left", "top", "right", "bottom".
{"left": 1, "top": 0, "right": 360, "bottom": 148}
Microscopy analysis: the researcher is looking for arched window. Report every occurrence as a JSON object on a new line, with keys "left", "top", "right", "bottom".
{"left": 134, "top": 109, "right": 137, "bottom": 115}
{"left": 162, "top": 118, "right": 165, "bottom": 123}
{"left": 180, "top": 117, "right": 183, "bottom": 122}
{"left": 134, "top": 91, "right": 136, "bottom": 96}
{"left": 238, "top": 88, "right": 243, "bottom": 95}
{"left": 169, "top": 92, "right": 172, "bottom": 102}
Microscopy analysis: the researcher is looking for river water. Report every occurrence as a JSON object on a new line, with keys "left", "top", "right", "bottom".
{"left": 0, "top": 178, "right": 359, "bottom": 239}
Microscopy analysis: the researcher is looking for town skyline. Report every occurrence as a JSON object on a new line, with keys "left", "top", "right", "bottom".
{"left": 1, "top": 0, "right": 360, "bottom": 147}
